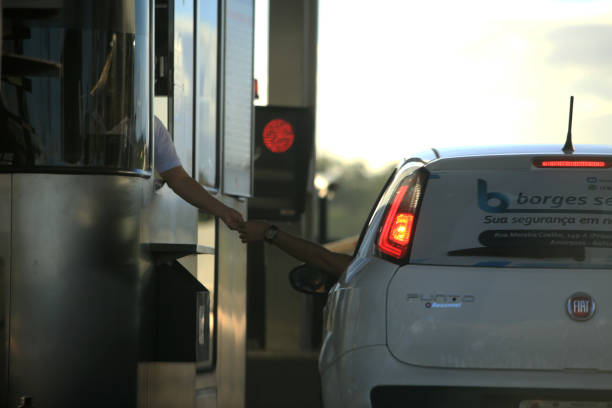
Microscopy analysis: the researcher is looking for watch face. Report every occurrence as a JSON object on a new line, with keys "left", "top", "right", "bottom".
{"left": 265, "top": 226, "right": 278, "bottom": 241}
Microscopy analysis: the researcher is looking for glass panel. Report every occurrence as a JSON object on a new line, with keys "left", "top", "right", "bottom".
{"left": 195, "top": 0, "right": 218, "bottom": 187}
{"left": 411, "top": 169, "right": 612, "bottom": 269}
{"left": 172, "top": 0, "right": 194, "bottom": 175}
{"left": 1, "top": 0, "right": 150, "bottom": 173}
{"left": 222, "top": 0, "right": 253, "bottom": 196}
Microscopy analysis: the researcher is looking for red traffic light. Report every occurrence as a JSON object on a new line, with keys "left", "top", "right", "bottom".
{"left": 262, "top": 119, "right": 295, "bottom": 153}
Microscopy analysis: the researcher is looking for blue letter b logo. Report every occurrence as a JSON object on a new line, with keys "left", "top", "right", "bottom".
{"left": 478, "top": 179, "right": 509, "bottom": 213}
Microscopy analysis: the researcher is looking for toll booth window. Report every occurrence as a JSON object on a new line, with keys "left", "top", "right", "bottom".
{"left": 195, "top": 0, "right": 219, "bottom": 187}
{"left": 1, "top": 0, "right": 151, "bottom": 174}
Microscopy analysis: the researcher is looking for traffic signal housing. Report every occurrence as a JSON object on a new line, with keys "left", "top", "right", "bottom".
{"left": 250, "top": 106, "right": 314, "bottom": 221}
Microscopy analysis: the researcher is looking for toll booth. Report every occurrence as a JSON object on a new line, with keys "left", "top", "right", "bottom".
{"left": 0, "top": 0, "right": 253, "bottom": 407}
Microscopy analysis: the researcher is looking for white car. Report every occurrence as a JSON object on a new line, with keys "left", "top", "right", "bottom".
{"left": 319, "top": 145, "right": 612, "bottom": 407}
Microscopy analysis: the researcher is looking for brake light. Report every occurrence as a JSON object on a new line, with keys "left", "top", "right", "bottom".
{"left": 391, "top": 213, "right": 414, "bottom": 244}
{"left": 533, "top": 158, "right": 611, "bottom": 168}
{"left": 377, "top": 172, "right": 426, "bottom": 260}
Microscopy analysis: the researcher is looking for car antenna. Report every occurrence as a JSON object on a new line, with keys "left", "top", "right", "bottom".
{"left": 562, "top": 96, "right": 574, "bottom": 154}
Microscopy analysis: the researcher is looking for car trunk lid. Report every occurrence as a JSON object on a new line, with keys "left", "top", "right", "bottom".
{"left": 387, "top": 264, "right": 612, "bottom": 371}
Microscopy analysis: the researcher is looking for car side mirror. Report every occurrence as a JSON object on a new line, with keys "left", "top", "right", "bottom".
{"left": 288, "top": 263, "right": 336, "bottom": 295}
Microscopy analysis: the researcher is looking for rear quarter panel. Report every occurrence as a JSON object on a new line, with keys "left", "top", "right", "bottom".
{"left": 319, "top": 257, "right": 398, "bottom": 373}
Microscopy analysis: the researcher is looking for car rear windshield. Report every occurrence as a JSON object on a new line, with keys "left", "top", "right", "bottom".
{"left": 410, "top": 167, "right": 612, "bottom": 268}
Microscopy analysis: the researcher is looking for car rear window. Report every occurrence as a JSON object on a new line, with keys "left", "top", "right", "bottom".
{"left": 410, "top": 168, "right": 612, "bottom": 268}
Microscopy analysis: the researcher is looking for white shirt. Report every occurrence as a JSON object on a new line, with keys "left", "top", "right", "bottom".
{"left": 154, "top": 116, "right": 181, "bottom": 173}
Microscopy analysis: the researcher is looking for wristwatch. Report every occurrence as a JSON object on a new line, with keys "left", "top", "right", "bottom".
{"left": 263, "top": 225, "right": 279, "bottom": 243}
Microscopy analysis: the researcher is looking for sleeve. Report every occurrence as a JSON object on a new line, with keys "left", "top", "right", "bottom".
{"left": 154, "top": 116, "right": 182, "bottom": 173}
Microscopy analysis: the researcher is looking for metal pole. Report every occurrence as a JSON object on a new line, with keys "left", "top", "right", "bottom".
{"left": 318, "top": 195, "right": 327, "bottom": 244}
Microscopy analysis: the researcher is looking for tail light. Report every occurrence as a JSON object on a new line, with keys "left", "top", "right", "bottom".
{"left": 377, "top": 170, "right": 427, "bottom": 260}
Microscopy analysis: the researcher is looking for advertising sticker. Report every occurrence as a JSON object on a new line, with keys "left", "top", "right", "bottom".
{"left": 411, "top": 171, "right": 612, "bottom": 267}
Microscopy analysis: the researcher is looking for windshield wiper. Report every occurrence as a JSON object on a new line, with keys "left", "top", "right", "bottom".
{"left": 447, "top": 246, "right": 585, "bottom": 261}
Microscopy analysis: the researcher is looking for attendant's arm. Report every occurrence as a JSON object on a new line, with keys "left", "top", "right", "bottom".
{"left": 239, "top": 221, "right": 352, "bottom": 278}
{"left": 160, "top": 165, "right": 244, "bottom": 230}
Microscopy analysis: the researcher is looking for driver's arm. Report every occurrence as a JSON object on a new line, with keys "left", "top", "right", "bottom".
{"left": 238, "top": 220, "right": 352, "bottom": 278}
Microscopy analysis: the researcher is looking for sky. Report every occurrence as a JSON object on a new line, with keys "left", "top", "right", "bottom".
{"left": 257, "top": 0, "right": 612, "bottom": 172}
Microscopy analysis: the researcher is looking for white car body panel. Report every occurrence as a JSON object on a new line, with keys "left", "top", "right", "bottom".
{"left": 321, "top": 346, "right": 612, "bottom": 407}
{"left": 319, "top": 257, "right": 397, "bottom": 372}
{"left": 387, "top": 265, "right": 612, "bottom": 370}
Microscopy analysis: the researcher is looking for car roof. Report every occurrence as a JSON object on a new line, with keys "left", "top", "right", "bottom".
{"left": 408, "top": 144, "right": 612, "bottom": 165}
{"left": 436, "top": 144, "right": 612, "bottom": 158}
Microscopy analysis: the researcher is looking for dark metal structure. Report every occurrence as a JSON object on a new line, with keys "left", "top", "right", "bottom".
{"left": 0, "top": 0, "right": 253, "bottom": 406}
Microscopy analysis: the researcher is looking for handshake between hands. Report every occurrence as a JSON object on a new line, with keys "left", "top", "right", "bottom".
{"left": 217, "top": 206, "right": 270, "bottom": 244}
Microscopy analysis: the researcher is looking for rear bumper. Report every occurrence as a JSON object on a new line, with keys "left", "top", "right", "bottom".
{"left": 321, "top": 346, "right": 612, "bottom": 408}
{"left": 371, "top": 386, "right": 612, "bottom": 408}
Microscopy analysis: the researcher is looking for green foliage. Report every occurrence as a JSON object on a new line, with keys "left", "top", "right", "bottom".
{"left": 316, "top": 156, "right": 397, "bottom": 241}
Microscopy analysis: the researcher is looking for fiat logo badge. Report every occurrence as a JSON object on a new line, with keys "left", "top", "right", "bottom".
{"left": 566, "top": 292, "right": 596, "bottom": 321}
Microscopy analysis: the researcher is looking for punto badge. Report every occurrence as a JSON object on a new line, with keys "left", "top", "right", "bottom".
{"left": 566, "top": 292, "right": 596, "bottom": 321}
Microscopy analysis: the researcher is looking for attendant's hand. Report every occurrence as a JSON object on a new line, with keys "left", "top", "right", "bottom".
{"left": 238, "top": 220, "right": 270, "bottom": 243}
{"left": 219, "top": 206, "right": 245, "bottom": 230}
